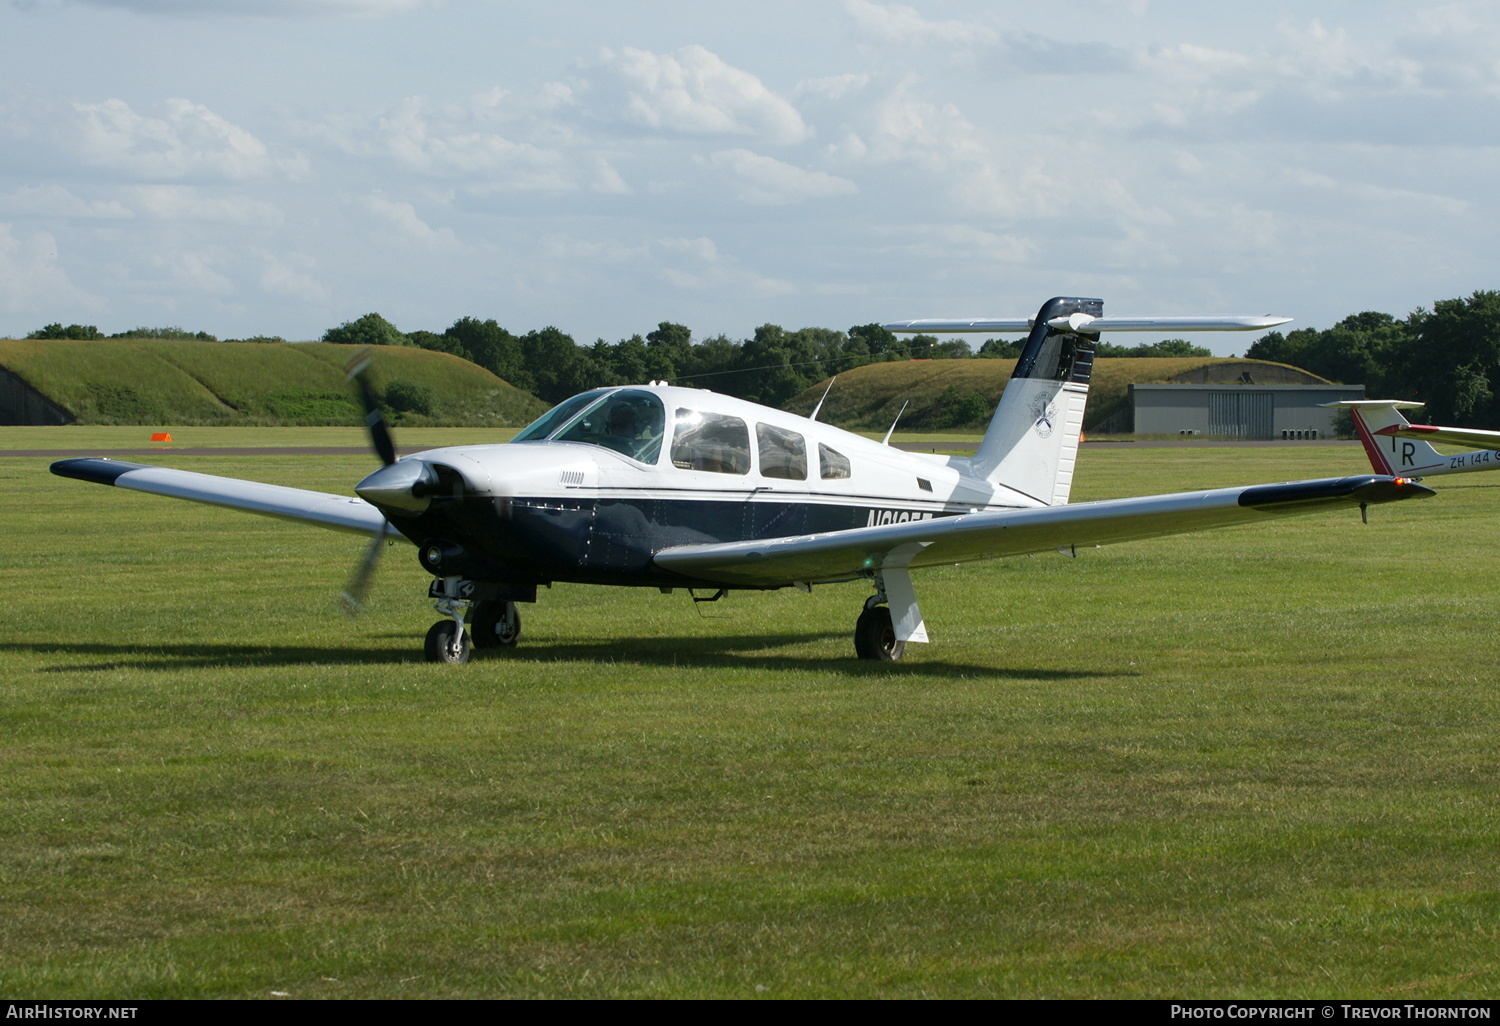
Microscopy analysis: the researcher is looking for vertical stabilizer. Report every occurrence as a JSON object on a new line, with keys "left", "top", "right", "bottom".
{"left": 970, "top": 297, "right": 1098, "bottom": 505}
{"left": 1329, "top": 400, "right": 1500, "bottom": 478}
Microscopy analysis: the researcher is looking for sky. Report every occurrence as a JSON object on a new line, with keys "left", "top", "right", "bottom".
{"left": 2, "top": 0, "right": 1498, "bottom": 355}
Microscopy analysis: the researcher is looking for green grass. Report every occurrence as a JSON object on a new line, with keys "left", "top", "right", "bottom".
{"left": 0, "top": 339, "right": 547, "bottom": 427}
{"left": 1, "top": 433, "right": 1497, "bottom": 997}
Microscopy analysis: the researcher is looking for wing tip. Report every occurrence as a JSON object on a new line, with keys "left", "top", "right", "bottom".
{"left": 50, "top": 457, "right": 151, "bottom": 486}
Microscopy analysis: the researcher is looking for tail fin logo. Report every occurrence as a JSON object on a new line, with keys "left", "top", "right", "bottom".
{"left": 1030, "top": 392, "right": 1058, "bottom": 438}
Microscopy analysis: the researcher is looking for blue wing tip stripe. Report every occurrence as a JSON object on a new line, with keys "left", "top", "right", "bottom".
{"left": 1238, "top": 475, "right": 1435, "bottom": 508}
{"left": 50, "top": 457, "right": 154, "bottom": 486}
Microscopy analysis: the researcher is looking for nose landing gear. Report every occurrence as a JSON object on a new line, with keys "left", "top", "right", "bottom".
{"left": 423, "top": 577, "right": 527, "bottom": 664}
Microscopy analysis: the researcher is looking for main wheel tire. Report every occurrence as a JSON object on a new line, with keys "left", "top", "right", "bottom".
{"left": 854, "top": 604, "right": 905, "bottom": 661}
{"left": 471, "top": 600, "right": 521, "bottom": 649}
{"left": 424, "top": 619, "right": 473, "bottom": 664}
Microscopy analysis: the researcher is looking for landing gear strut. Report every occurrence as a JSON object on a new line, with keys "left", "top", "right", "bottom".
{"left": 854, "top": 594, "right": 905, "bottom": 661}
{"left": 423, "top": 577, "right": 526, "bottom": 663}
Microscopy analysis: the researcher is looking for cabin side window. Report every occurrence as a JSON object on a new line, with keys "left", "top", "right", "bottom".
{"left": 819, "top": 443, "right": 851, "bottom": 480}
{"left": 756, "top": 423, "right": 806, "bottom": 481}
{"left": 553, "top": 390, "right": 666, "bottom": 464}
{"left": 671, "top": 409, "right": 751, "bottom": 475}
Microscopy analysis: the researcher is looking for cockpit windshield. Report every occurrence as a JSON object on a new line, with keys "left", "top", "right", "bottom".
{"left": 553, "top": 389, "right": 666, "bottom": 464}
{"left": 510, "top": 389, "right": 611, "bottom": 443}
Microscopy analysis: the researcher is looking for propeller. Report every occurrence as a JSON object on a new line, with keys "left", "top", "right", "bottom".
{"left": 341, "top": 348, "right": 397, "bottom": 615}
{"left": 347, "top": 347, "right": 397, "bottom": 467}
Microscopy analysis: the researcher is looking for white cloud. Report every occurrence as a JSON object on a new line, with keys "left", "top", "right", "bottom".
{"left": 654, "top": 235, "right": 796, "bottom": 296}
{"left": 360, "top": 190, "right": 458, "bottom": 251}
{"left": 844, "top": 0, "right": 998, "bottom": 48}
{"left": 540, "top": 235, "right": 648, "bottom": 264}
{"left": 256, "top": 250, "right": 328, "bottom": 303}
{"left": 148, "top": 250, "right": 233, "bottom": 295}
{"left": 122, "top": 185, "right": 284, "bottom": 225}
{"left": 589, "top": 45, "right": 811, "bottom": 145}
{"left": 706, "top": 149, "right": 857, "bottom": 205}
{"left": 796, "top": 73, "right": 870, "bottom": 101}
{"left": 589, "top": 158, "right": 632, "bottom": 195}
{"left": 68, "top": 97, "right": 275, "bottom": 180}
{"left": 315, "top": 95, "right": 574, "bottom": 189}
{"left": 883, "top": 224, "right": 1035, "bottom": 265}
{"left": 860, "top": 85, "right": 1051, "bottom": 218}
{"left": 0, "top": 222, "right": 89, "bottom": 313}
{"left": 0, "top": 185, "right": 132, "bottom": 219}
{"left": 56, "top": 0, "right": 433, "bottom": 17}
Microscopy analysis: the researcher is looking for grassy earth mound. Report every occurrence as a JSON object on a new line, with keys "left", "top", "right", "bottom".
{"left": 0, "top": 339, "right": 548, "bottom": 427}
{"left": 784, "top": 358, "right": 1327, "bottom": 433}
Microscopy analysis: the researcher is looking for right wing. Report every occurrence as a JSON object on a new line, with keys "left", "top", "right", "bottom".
{"left": 653, "top": 475, "right": 1432, "bottom": 587}
{"left": 51, "top": 458, "right": 393, "bottom": 536}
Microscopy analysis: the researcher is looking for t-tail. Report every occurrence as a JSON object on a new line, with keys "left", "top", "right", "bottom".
{"left": 886, "top": 299, "right": 1293, "bottom": 507}
{"left": 1324, "top": 400, "right": 1500, "bottom": 478}
{"left": 968, "top": 296, "right": 1099, "bottom": 505}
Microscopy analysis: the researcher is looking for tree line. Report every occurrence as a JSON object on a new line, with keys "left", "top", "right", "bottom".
{"left": 1245, "top": 290, "right": 1500, "bottom": 427}
{"left": 17, "top": 314, "right": 1215, "bottom": 411}
{"left": 24, "top": 323, "right": 283, "bottom": 344}
{"left": 319, "top": 312, "right": 1212, "bottom": 408}
{"left": 37, "top": 291, "right": 1500, "bottom": 429}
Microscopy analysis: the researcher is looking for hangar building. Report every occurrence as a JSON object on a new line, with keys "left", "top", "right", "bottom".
{"left": 1129, "top": 383, "right": 1365, "bottom": 439}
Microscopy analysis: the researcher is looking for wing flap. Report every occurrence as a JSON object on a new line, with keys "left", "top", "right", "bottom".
{"left": 652, "top": 475, "right": 1432, "bottom": 587}
{"left": 51, "top": 458, "right": 391, "bottom": 536}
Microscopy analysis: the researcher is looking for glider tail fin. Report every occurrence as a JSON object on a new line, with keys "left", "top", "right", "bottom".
{"left": 970, "top": 296, "right": 1098, "bottom": 505}
{"left": 1325, "top": 400, "right": 1439, "bottom": 476}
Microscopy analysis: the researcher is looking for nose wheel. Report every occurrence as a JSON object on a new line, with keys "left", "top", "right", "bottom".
{"left": 424, "top": 619, "right": 473, "bottom": 664}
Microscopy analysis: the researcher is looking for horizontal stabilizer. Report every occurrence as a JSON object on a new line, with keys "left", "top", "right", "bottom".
{"left": 883, "top": 315, "right": 1292, "bottom": 334}
{"left": 1322, "top": 400, "right": 1426, "bottom": 410}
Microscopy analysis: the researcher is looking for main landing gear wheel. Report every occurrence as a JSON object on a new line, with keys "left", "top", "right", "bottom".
{"left": 854, "top": 601, "right": 905, "bottom": 662}
{"left": 471, "top": 600, "right": 521, "bottom": 649}
{"left": 425, "top": 619, "right": 472, "bottom": 664}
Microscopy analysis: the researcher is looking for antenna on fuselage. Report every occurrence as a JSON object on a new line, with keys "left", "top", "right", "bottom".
{"left": 809, "top": 376, "right": 837, "bottom": 422}
{"left": 881, "top": 400, "right": 909, "bottom": 446}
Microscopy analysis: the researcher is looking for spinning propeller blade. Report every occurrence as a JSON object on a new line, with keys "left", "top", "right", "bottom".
{"left": 342, "top": 348, "right": 399, "bottom": 615}
{"left": 347, "top": 347, "right": 397, "bottom": 467}
{"left": 340, "top": 521, "right": 390, "bottom": 616}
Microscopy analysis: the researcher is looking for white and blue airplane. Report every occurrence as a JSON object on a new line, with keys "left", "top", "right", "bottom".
{"left": 52, "top": 297, "right": 1432, "bottom": 663}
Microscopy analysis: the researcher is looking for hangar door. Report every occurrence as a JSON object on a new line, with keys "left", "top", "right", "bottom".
{"left": 1208, "top": 391, "right": 1273, "bottom": 439}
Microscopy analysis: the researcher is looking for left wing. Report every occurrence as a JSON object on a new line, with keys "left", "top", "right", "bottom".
{"left": 653, "top": 475, "right": 1431, "bottom": 587}
{"left": 51, "top": 458, "right": 392, "bottom": 536}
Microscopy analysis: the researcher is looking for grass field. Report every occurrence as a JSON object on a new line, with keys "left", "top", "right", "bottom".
{"left": 2, "top": 432, "right": 1497, "bottom": 998}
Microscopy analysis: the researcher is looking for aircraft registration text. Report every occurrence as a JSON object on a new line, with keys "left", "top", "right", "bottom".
{"left": 867, "top": 509, "right": 935, "bottom": 527}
